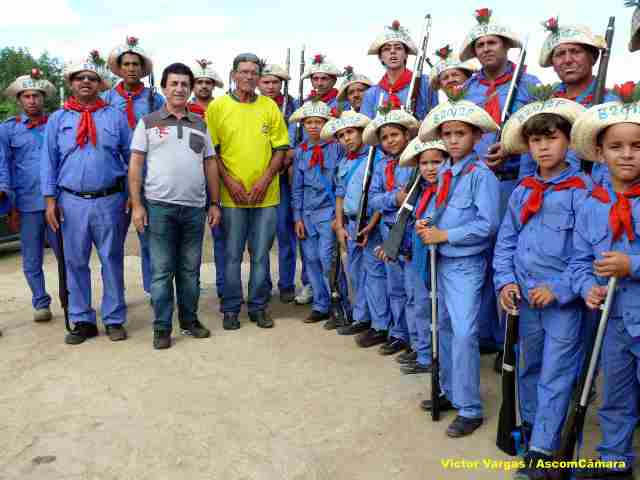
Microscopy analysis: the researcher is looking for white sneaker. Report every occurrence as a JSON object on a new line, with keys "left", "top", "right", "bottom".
{"left": 33, "top": 307, "right": 52, "bottom": 323}
{"left": 294, "top": 284, "right": 313, "bottom": 305}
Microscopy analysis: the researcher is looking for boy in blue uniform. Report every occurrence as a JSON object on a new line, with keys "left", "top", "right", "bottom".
{"left": 336, "top": 67, "right": 372, "bottom": 114}
{"left": 322, "top": 110, "right": 391, "bottom": 335}
{"left": 494, "top": 95, "right": 589, "bottom": 478}
{"left": 363, "top": 107, "right": 418, "bottom": 353}
{"left": 41, "top": 52, "right": 132, "bottom": 345}
{"left": 361, "top": 20, "right": 438, "bottom": 121}
{"left": 291, "top": 100, "right": 348, "bottom": 324}
{"left": 104, "top": 36, "right": 165, "bottom": 297}
{"left": 416, "top": 97, "right": 500, "bottom": 437}
{"left": 0, "top": 70, "right": 61, "bottom": 322}
{"left": 569, "top": 83, "right": 640, "bottom": 480}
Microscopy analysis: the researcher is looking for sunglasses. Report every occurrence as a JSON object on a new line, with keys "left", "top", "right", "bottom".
{"left": 72, "top": 74, "right": 100, "bottom": 83}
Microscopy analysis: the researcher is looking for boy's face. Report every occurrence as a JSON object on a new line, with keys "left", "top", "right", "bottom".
{"left": 597, "top": 123, "right": 640, "bottom": 184}
{"left": 528, "top": 128, "right": 570, "bottom": 172}
{"left": 336, "top": 127, "right": 363, "bottom": 153}
{"left": 303, "top": 117, "right": 327, "bottom": 140}
{"left": 439, "top": 121, "right": 480, "bottom": 161}
{"left": 379, "top": 124, "right": 410, "bottom": 156}
{"left": 418, "top": 150, "right": 446, "bottom": 183}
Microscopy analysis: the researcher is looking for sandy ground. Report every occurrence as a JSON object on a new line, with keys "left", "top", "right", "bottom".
{"left": 0, "top": 228, "right": 637, "bottom": 480}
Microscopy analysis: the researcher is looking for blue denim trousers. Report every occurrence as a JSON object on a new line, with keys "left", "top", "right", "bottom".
{"left": 146, "top": 200, "right": 205, "bottom": 332}
{"left": 221, "top": 206, "right": 277, "bottom": 314}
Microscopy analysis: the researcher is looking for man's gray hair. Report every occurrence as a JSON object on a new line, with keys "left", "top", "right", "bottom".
{"left": 232, "top": 53, "right": 262, "bottom": 73}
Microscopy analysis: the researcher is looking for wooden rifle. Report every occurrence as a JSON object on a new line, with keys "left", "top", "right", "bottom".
{"left": 428, "top": 222, "right": 441, "bottom": 421}
{"left": 495, "top": 37, "right": 528, "bottom": 144}
{"left": 282, "top": 48, "right": 291, "bottom": 115}
{"left": 295, "top": 46, "right": 305, "bottom": 144}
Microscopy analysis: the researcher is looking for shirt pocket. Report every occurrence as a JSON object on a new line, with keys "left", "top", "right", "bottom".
{"left": 447, "top": 192, "right": 474, "bottom": 224}
{"left": 189, "top": 131, "right": 205, "bottom": 155}
{"left": 540, "top": 211, "right": 574, "bottom": 261}
{"left": 101, "top": 125, "right": 119, "bottom": 151}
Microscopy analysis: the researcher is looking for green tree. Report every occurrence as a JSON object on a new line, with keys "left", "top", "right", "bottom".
{"left": 0, "top": 47, "right": 68, "bottom": 121}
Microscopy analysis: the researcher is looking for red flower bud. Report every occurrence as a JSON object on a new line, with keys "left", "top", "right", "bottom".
{"left": 614, "top": 81, "right": 637, "bottom": 101}
{"left": 313, "top": 54, "right": 324, "bottom": 64}
{"left": 330, "top": 107, "right": 339, "bottom": 118}
{"left": 391, "top": 19, "right": 401, "bottom": 30}
{"left": 30, "top": 68, "right": 41, "bottom": 79}
{"left": 475, "top": 8, "right": 490, "bottom": 17}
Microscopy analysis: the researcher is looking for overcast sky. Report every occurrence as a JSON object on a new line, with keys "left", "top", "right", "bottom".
{"left": 2, "top": 0, "right": 638, "bottom": 95}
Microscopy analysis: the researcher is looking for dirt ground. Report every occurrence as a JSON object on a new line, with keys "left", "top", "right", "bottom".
{"left": 0, "top": 228, "right": 637, "bottom": 480}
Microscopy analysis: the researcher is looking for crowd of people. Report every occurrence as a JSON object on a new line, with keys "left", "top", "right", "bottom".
{"left": 1, "top": 5, "right": 640, "bottom": 479}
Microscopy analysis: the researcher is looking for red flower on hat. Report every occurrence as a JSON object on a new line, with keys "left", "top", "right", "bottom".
{"left": 89, "top": 49, "right": 105, "bottom": 66}
{"left": 474, "top": 8, "right": 492, "bottom": 24}
{"left": 542, "top": 17, "right": 559, "bottom": 33}
{"left": 330, "top": 107, "right": 340, "bottom": 118}
{"left": 391, "top": 20, "right": 401, "bottom": 30}
{"left": 195, "top": 58, "right": 212, "bottom": 69}
{"left": 436, "top": 45, "right": 452, "bottom": 60}
{"left": 313, "top": 54, "right": 324, "bottom": 65}
{"left": 30, "top": 68, "right": 42, "bottom": 79}
{"left": 126, "top": 36, "right": 139, "bottom": 47}
{"left": 614, "top": 81, "right": 639, "bottom": 103}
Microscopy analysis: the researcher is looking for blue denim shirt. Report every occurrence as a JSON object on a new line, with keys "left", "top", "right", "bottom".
{"left": 570, "top": 181, "right": 640, "bottom": 336}
{"left": 369, "top": 153, "right": 415, "bottom": 228}
{"left": 360, "top": 74, "right": 438, "bottom": 121}
{"left": 102, "top": 84, "right": 165, "bottom": 128}
{"left": 41, "top": 105, "right": 131, "bottom": 196}
{"left": 335, "top": 146, "right": 384, "bottom": 217}
{"left": 292, "top": 141, "right": 342, "bottom": 231}
{"left": 419, "top": 152, "right": 501, "bottom": 258}
{"left": 0, "top": 136, "right": 12, "bottom": 214}
{"left": 493, "top": 165, "right": 591, "bottom": 305}
{"left": 0, "top": 116, "right": 48, "bottom": 212}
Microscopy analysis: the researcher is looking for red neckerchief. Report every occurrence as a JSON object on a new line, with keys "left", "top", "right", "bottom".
{"left": 309, "top": 88, "right": 339, "bottom": 104}
{"left": 435, "top": 163, "right": 477, "bottom": 208}
{"left": 553, "top": 90, "right": 593, "bottom": 107}
{"left": 115, "top": 82, "right": 145, "bottom": 129}
{"left": 478, "top": 62, "right": 515, "bottom": 124}
{"left": 17, "top": 114, "right": 48, "bottom": 129}
{"left": 592, "top": 184, "right": 640, "bottom": 241}
{"left": 63, "top": 97, "right": 108, "bottom": 147}
{"left": 415, "top": 183, "right": 438, "bottom": 218}
{"left": 519, "top": 176, "right": 586, "bottom": 225}
{"left": 302, "top": 142, "right": 325, "bottom": 169}
{"left": 384, "top": 158, "right": 399, "bottom": 191}
{"left": 273, "top": 94, "right": 285, "bottom": 107}
{"left": 346, "top": 150, "right": 360, "bottom": 160}
{"left": 187, "top": 102, "right": 206, "bottom": 117}
{"left": 379, "top": 69, "right": 412, "bottom": 107}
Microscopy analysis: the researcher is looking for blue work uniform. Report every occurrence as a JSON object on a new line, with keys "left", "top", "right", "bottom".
{"left": 419, "top": 152, "right": 501, "bottom": 419}
{"left": 493, "top": 165, "right": 590, "bottom": 454}
{"left": 335, "top": 145, "right": 391, "bottom": 331}
{"left": 360, "top": 74, "right": 438, "bottom": 121}
{"left": 102, "top": 83, "right": 165, "bottom": 294}
{"left": 0, "top": 115, "right": 62, "bottom": 309}
{"left": 369, "top": 153, "right": 415, "bottom": 342}
{"left": 41, "top": 104, "right": 131, "bottom": 326}
{"left": 292, "top": 140, "right": 348, "bottom": 314}
{"left": 0, "top": 138, "right": 11, "bottom": 214}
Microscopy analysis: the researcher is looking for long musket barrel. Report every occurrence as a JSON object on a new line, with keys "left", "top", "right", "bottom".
{"left": 405, "top": 14, "right": 432, "bottom": 116}
{"left": 593, "top": 17, "right": 615, "bottom": 106}
{"left": 282, "top": 48, "right": 291, "bottom": 115}
{"left": 429, "top": 226, "right": 441, "bottom": 422}
{"left": 295, "top": 46, "right": 306, "bottom": 144}
{"left": 495, "top": 37, "right": 528, "bottom": 143}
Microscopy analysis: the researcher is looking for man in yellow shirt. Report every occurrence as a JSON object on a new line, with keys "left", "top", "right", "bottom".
{"left": 206, "top": 53, "right": 289, "bottom": 330}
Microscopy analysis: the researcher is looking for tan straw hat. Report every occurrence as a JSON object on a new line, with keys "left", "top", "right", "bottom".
{"left": 368, "top": 19, "right": 418, "bottom": 56}
{"left": 64, "top": 50, "right": 111, "bottom": 92}
{"left": 108, "top": 36, "right": 153, "bottom": 78}
{"left": 459, "top": 8, "right": 522, "bottom": 62}
{"left": 301, "top": 54, "right": 342, "bottom": 80}
{"left": 337, "top": 66, "right": 372, "bottom": 101}
{"left": 362, "top": 107, "right": 419, "bottom": 146}
{"left": 261, "top": 63, "right": 290, "bottom": 82}
{"left": 4, "top": 69, "right": 56, "bottom": 98}
{"left": 399, "top": 138, "right": 448, "bottom": 167}
{"left": 538, "top": 19, "right": 605, "bottom": 67}
{"left": 192, "top": 58, "right": 224, "bottom": 88}
{"left": 320, "top": 110, "right": 370, "bottom": 141}
{"left": 430, "top": 45, "right": 479, "bottom": 90}
{"left": 290, "top": 100, "right": 333, "bottom": 123}
{"left": 418, "top": 97, "right": 498, "bottom": 142}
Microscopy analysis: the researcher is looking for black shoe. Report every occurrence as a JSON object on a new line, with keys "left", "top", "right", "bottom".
{"left": 574, "top": 463, "right": 634, "bottom": 479}
{"left": 378, "top": 337, "right": 408, "bottom": 356}
{"left": 153, "top": 330, "right": 171, "bottom": 350}
{"left": 494, "top": 351, "right": 504, "bottom": 374}
{"left": 249, "top": 310, "right": 274, "bottom": 329}
{"left": 279, "top": 289, "right": 295, "bottom": 304}
{"left": 355, "top": 328, "right": 387, "bottom": 348}
{"left": 304, "top": 310, "right": 330, "bottom": 324}
{"left": 65, "top": 322, "right": 99, "bottom": 345}
{"left": 323, "top": 316, "right": 338, "bottom": 330}
{"left": 514, "top": 451, "right": 553, "bottom": 480}
{"left": 480, "top": 344, "right": 500, "bottom": 355}
{"left": 396, "top": 349, "right": 418, "bottom": 364}
{"left": 400, "top": 362, "right": 432, "bottom": 374}
{"left": 337, "top": 321, "right": 370, "bottom": 336}
{"left": 105, "top": 324, "right": 127, "bottom": 342}
{"left": 223, "top": 312, "right": 241, "bottom": 330}
{"left": 446, "top": 415, "right": 483, "bottom": 438}
{"left": 420, "top": 397, "right": 455, "bottom": 413}
{"left": 180, "top": 320, "right": 211, "bottom": 338}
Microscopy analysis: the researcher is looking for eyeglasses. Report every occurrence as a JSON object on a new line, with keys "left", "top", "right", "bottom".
{"left": 72, "top": 74, "right": 100, "bottom": 83}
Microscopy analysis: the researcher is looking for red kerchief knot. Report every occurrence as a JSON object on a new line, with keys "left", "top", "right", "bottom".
{"left": 379, "top": 69, "right": 412, "bottom": 99}
{"left": 591, "top": 185, "right": 611, "bottom": 203}
{"left": 309, "top": 88, "right": 338, "bottom": 104}
{"left": 115, "top": 81, "right": 145, "bottom": 128}
{"left": 384, "top": 158, "right": 399, "bottom": 191}
{"left": 187, "top": 102, "right": 205, "bottom": 116}
{"left": 609, "top": 184, "right": 640, "bottom": 241}
{"left": 519, "top": 176, "right": 586, "bottom": 225}
{"left": 63, "top": 97, "right": 107, "bottom": 147}
{"left": 478, "top": 63, "right": 515, "bottom": 124}
{"left": 302, "top": 143, "right": 325, "bottom": 169}
{"left": 274, "top": 94, "right": 285, "bottom": 107}
{"left": 25, "top": 115, "right": 48, "bottom": 129}
{"left": 416, "top": 184, "right": 438, "bottom": 218}
{"left": 553, "top": 89, "right": 593, "bottom": 107}
{"left": 436, "top": 170, "right": 453, "bottom": 208}
{"left": 346, "top": 150, "right": 359, "bottom": 160}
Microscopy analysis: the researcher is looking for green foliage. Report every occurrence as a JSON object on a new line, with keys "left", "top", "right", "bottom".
{"left": 0, "top": 47, "right": 68, "bottom": 121}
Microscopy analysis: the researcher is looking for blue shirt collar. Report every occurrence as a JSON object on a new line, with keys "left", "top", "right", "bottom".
{"left": 533, "top": 163, "right": 580, "bottom": 184}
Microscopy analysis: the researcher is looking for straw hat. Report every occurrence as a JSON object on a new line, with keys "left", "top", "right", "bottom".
{"left": 459, "top": 8, "right": 522, "bottom": 62}
{"left": 320, "top": 110, "right": 370, "bottom": 141}
{"left": 538, "top": 19, "right": 605, "bottom": 67}
{"left": 192, "top": 58, "right": 224, "bottom": 88}
{"left": 367, "top": 19, "right": 418, "bottom": 56}
{"left": 261, "top": 63, "right": 290, "bottom": 81}
{"left": 4, "top": 69, "right": 56, "bottom": 98}
{"left": 628, "top": 1, "right": 640, "bottom": 52}
{"left": 64, "top": 50, "right": 111, "bottom": 92}
{"left": 362, "top": 108, "right": 419, "bottom": 145}
{"left": 418, "top": 98, "right": 498, "bottom": 142}
{"left": 301, "top": 54, "right": 342, "bottom": 80}
{"left": 571, "top": 81, "right": 640, "bottom": 162}
{"left": 399, "top": 138, "right": 448, "bottom": 167}
{"left": 289, "top": 100, "right": 333, "bottom": 123}
{"left": 429, "top": 45, "right": 479, "bottom": 90}
{"left": 108, "top": 36, "right": 153, "bottom": 78}
{"left": 337, "top": 66, "right": 372, "bottom": 101}
{"left": 502, "top": 94, "right": 586, "bottom": 154}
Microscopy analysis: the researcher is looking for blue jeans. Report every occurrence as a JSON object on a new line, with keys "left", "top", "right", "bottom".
{"left": 146, "top": 200, "right": 205, "bottom": 332}
{"left": 222, "top": 206, "right": 277, "bottom": 314}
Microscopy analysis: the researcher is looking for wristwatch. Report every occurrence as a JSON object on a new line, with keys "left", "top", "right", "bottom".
{"left": 211, "top": 200, "right": 222, "bottom": 208}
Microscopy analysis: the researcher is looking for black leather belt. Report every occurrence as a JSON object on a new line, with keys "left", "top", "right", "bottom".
{"left": 61, "top": 179, "right": 124, "bottom": 199}
{"left": 495, "top": 170, "right": 519, "bottom": 182}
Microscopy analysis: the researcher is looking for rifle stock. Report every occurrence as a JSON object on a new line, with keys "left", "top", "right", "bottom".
{"left": 54, "top": 215, "right": 71, "bottom": 333}
{"left": 381, "top": 168, "right": 421, "bottom": 260}
{"left": 327, "top": 240, "right": 350, "bottom": 328}
{"left": 405, "top": 14, "right": 432, "bottom": 117}
{"left": 295, "top": 46, "right": 305, "bottom": 144}
{"left": 495, "top": 38, "right": 528, "bottom": 144}
{"left": 429, "top": 233, "right": 441, "bottom": 421}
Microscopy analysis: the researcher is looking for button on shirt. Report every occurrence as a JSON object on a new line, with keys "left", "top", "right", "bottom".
{"left": 130, "top": 108, "right": 214, "bottom": 208}
{"left": 493, "top": 165, "right": 591, "bottom": 305}
{"left": 41, "top": 105, "right": 131, "bottom": 196}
